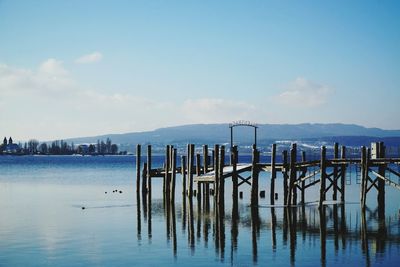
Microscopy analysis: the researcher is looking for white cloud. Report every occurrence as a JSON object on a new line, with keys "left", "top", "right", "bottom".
{"left": 38, "top": 58, "right": 68, "bottom": 76}
{"left": 75, "top": 52, "right": 103, "bottom": 64}
{"left": 275, "top": 77, "right": 333, "bottom": 108}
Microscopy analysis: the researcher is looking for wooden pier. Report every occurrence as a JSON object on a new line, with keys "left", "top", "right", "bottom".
{"left": 136, "top": 142, "right": 400, "bottom": 211}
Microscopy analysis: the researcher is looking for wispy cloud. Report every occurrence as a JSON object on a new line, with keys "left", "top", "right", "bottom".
{"left": 75, "top": 52, "right": 103, "bottom": 64}
{"left": 275, "top": 77, "right": 333, "bottom": 108}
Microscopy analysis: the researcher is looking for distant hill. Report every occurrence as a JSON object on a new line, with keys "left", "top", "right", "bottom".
{"left": 65, "top": 123, "right": 400, "bottom": 148}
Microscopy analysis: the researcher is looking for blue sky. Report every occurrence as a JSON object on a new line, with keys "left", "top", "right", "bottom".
{"left": 0, "top": 0, "right": 399, "bottom": 140}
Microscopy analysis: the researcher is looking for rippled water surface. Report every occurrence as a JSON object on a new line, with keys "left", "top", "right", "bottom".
{"left": 0, "top": 155, "right": 399, "bottom": 266}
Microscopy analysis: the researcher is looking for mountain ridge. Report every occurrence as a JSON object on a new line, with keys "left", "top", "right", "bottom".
{"left": 64, "top": 123, "right": 400, "bottom": 145}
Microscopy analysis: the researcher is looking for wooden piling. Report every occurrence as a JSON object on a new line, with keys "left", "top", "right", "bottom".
{"left": 340, "top": 146, "right": 346, "bottom": 202}
{"left": 147, "top": 145, "right": 152, "bottom": 201}
{"left": 181, "top": 156, "right": 187, "bottom": 196}
{"left": 319, "top": 146, "right": 326, "bottom": 208}
{"left": 251, "top": 144, "right": 260, "bottom": 207}
{"left": 196, "top": 153, "right": 202, "bottom": 205}
{"left": 232, "top": 146, "right": 238, "bottom": 205}
{"left": 214, "top": 144, "right": 220, "bottom": 205}
{"left": 282, "top": 150, "right": 289, "bottom": 205}
{"left": 170, "top": 148, "right": 177, "bottom": 202}
{"left": 164, "top": 145, "right": 171, "bottom": 197}
{"left": 377, "top": 142, "right": 385, "bottom": 209}
{"left": 136, "top": 144, "right": 141, "bottom": 194}
{"left": 203, "top": 145, "right": 209, "bottom": 200}
{"left": 288, "top": 143, "right": 297, "bottom": 206}
{"left": 301, "top": 151, "right": 306, "bottom": 205}
{"left": 360, "top": 146, "right": 367, "bottom": 209}
{"left": 142, "top": 163, "right": 147, "bottom": 195}
{"left": 188, "top": 144, "right": 195, "bottom": 197}
{"left": 218, "top": 146, "right": 225, "bottom": 210}
{"left": 333, "top": 143, "right": 339, "bottom": 201}
{"left": 270, "top": 144, "right": 277, "bottom": 205}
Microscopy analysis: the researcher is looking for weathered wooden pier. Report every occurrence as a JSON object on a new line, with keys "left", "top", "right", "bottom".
{"left": 136, "top": 141, "right": 400, "bottom": 212}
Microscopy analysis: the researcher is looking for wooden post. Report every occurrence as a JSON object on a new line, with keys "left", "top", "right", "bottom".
{"left": 164, "top": 145, "right": 171, "bottom": 197}
{"left": 136, "top": 144, "right": 141, "bottom": 194}
{"left": 188, "top": 144, "right": 195, "bottom": 197}
{"left": 288, "top": 143, "right": 297, "bottom": 206}
{"left": 147, "top": 145, "right": 152, "bottom": 201}
{"left": 142, "top": 163, "right": 147, "bottom": 195}
{"left": 181, "top": 156, "right": 187, "bottom": 196}
{"left": 196, "top": 153, "right": 202, "bottom": 205}
{"left": 360, "top": 146, "right": 366, "bottom": 208}
{"left": 251, "top": 144, "right": 260, "bottom": 207}
{"left": 218, "top": 146, "right": 225, "bottom": 210}
{"left": 301, "top": 150, "right": 306, "bottom": 205}
{"left": 319, "top": 146, "right": 326, "bottom": 208}
{"left": 232, "top": 146, "right": 238, "bottom": 205}
{"left": 333, "top": 143, "right": 339, "bottom": 201}
{"left": 377, "top": 142, "right": 385, "bottom": 210}
{"left": 270, "top": 144, "right": 277, "bottom": 205}
{"left": 282, "top": 150, "right": 289, "bottom": 206}
{"left": 170, "top": 148, "right": 177, "bottom": 202}
{"left": 340, "top": 146, "right": 346, "bottom": 202}
{"left": 203, "top": 145, "right": 209, "bottom": 198}
{"left": 214, "top": 144, "right": 220, "bottom": 206}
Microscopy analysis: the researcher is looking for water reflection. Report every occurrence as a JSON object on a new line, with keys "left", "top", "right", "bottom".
{"left": 137, "top": 195, "right": 399, "bottom": 266}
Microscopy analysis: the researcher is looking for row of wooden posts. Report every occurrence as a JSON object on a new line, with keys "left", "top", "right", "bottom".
{"left": 136, "top": 142, "right": 398, "bottom": 211}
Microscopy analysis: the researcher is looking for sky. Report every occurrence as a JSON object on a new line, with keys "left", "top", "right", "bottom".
{"left": 0, "top": 0, "right": 399, "bottom": 141}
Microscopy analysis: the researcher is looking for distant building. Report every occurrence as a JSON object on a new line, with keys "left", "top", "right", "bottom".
{"left": 3, "top": 137, "right": 19, "bottom": 154}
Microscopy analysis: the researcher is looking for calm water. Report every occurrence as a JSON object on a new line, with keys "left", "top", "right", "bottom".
{"left": 0, "top": 155, "right": 399, "bottom": 267}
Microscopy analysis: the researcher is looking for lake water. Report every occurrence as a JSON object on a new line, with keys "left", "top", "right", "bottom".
{"left": 0, "top": 155, "right": 399, "bottom": 266}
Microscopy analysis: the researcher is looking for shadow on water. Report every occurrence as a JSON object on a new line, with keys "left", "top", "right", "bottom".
{"left": 137, "top": 193, "right": 400, "bottom": 267}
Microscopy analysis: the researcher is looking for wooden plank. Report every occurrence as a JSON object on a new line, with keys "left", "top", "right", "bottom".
{"left": 371, "top": 170, "right": 400, "bottom": 190}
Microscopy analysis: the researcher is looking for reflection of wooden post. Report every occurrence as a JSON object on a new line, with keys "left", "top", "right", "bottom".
{"left": 188, "top": 197, "right": 195, "bottom": 251}
{"left": 333, "top": 204, "right": 339, "bottom": 252}
{"left": 333, "top": 143, "right": 339, "bottom": 201}
{"left": 136, "top": 144, "right": 141, "bottom": 194}
{"left": 171, "top": 202, "right": 177, "bottom": 257}
{"left": 181, "top": 156, "right": 187, "bottom": 196}
{"left": 271, "top": 207, "right": 277, "bottom": 250}
{"left": 270, "top": 144, "right": 277, "bottom": 205}
{"left": 137, "top": 189, "right": 141, "bottom": 240}
{"left": 251, "top": 144, "right": 260, "bottom": 207}
{"left": 251, "top": 206, "right": 259, "bottom": 264}
{"left": 170, "top": 148, "right": 177, "bottom": 202}
{"left": 282, "top": 151, "right": 289, "bottom": 205}
{"left": 361, "top": 209, "right": 370, "bottom": 266}
{"left": 319, "top": 206, "right": 326, "bottom": 267}
{"left": 340, "top": 146, "right": 346, "bottom": 202}
{"left": 319, "top": 146, "right": 326, "bottom": 208}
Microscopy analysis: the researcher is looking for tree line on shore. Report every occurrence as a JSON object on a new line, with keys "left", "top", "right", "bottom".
{"left": 0, "top": 137, "right": 125, "bottom": 155}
